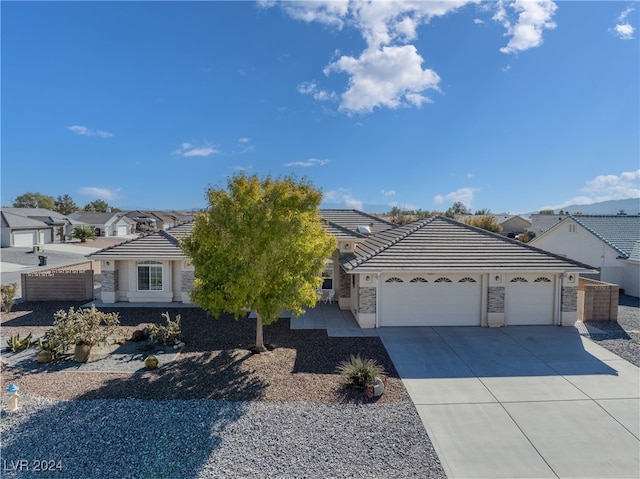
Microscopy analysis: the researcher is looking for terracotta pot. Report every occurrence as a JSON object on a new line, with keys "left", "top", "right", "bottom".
{"left": 74, "top": 343, "right": 92, "bottom": 363}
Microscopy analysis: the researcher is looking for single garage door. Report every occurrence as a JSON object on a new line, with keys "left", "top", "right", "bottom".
{"left": 380, "top": 274, "right": 481, "bottom": 326}
{"left": 13, "top": 231, "right": 36, "bottom": 247}
{"left": 506, "top": 275, "right": 555, "bottom": 325}
{"left": 117, "top": 225, "right": 128, "bottom": 236}
{"left": 39, "top": 229, "right": 52, "bottom": 244}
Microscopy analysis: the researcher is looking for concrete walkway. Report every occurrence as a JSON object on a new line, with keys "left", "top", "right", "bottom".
{"left": 378, "top": 325, "right": 640, "bottom": 479}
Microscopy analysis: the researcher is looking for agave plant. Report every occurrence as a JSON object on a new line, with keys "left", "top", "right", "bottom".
{"left": 336, "top": 354, "right": 386, "bottom": 389}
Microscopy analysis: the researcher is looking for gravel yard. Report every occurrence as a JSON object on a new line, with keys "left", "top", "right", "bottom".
{"left": 1, "top": 297, "right": 637, "bottom": 479}
{"left": 0, "top": 302, "right": 446, "bottom": 479}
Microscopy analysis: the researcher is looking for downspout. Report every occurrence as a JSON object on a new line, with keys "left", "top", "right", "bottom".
{"left": 375, "top": 273, "right": 381, "bottom": 329}
{"left": 555, "top": 273, "right": 563, "bottom": 326}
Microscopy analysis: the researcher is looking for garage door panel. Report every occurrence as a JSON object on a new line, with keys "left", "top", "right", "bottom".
{"left": 14, "top": 231, "right": 35, "bottom": 247}
{"left": 507, "top": 276, "right": 554, "bottom": 325}
{"left": 381, "top": 278, "right": 481, "bottom": 327}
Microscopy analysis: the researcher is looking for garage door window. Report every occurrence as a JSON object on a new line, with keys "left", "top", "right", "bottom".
{"left": 511, "top": 277, "right": 528, "bottom": 282}
{"left": 385, "top": 277, "right": 403, "bottom": 283}
{"left": 534, "top": 277, "right": 551, "bottom": 282}
{"left": 435, "top": 277, "right": 452, "bottom": 283}
{"left": 410, "top": 277, "right": 427, "bottom": 283}
{"left": 138, "top": 261, "right": 163, "bottom": 291}
{"left": 459, "top": 277, "right": 477, "bottom": 283}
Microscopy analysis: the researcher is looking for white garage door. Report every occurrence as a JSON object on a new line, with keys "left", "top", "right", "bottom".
{"left": 13, "top": 231, "right": 36, "bottom": 247}
{"left": 380, "top": 274, "right": 481, "bottom": 326}
{"left": 117, "top": 226, "right": 128, "bottom": 236}
{"left": 506, "top": 275, "right": 555, "bottom": 325}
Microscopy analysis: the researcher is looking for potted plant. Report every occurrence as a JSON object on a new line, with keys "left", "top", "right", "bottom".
{"left": 46, "top": 305, "right": 121, "bottom": 363}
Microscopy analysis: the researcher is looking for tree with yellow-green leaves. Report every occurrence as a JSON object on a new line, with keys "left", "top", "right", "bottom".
{"left": 464, "top": 215, "right": 503, "bottom": 233}
{"left": 182, "top": 174, "right": 336, "bottom": 352}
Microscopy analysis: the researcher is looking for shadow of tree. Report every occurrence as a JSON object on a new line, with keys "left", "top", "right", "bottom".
{"left": 1, "top": 349, "right": 265, "bottom": 479}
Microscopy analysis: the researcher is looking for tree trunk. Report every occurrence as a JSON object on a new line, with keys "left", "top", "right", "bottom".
{"left": 254, "top": 312, "right": 266, "bottom": 352}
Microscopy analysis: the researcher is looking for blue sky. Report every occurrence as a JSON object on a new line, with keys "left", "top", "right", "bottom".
{"left": 2, "top": 1, "right": 638, "bottom": 214}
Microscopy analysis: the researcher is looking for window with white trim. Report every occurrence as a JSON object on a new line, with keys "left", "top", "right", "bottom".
{"left": 321, "top": 260, "right": 333, "bottom": 290}
{"left": 138, "top": 261, "right": 163, "bottom": 291}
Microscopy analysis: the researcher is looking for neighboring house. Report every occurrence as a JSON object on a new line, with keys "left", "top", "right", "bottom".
{"left": 529, "top": 213, "right": 570, "bottom": 237}
{"left": 124, "top": 210, "right": 196, "bottom": 231}
{"left": 89, "top": 211, "right": 595, "bottom": 329}
{"left": 1, "top": 207, "right": 73, "bottom": 247}
{"left": 530, "top": 215, "right": 640, "bottom": 297}
{"left": 89, "top": 223, "right": 194, "bottom": 303}
{"left": 69, "top": 212, "right": 136, "bottom": 237}
{"left": 457, "top": 214, "right": 532, "bottom": 237}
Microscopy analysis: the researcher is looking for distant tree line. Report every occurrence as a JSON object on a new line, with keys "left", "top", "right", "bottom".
{"left": 9, "top": 192, "right": 120, "bottom": 215}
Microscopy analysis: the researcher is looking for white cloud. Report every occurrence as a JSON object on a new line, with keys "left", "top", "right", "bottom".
{"left": 173, "top": 142, "right": 218, "bottom": 157}
{"left": 326, "top": 44, "right": 440, "bottom": 113}
{"left": 612, "top": 5, "right": 636, "bottom": 39}
{"left": 323, "top": 187, "right": 363, "bottom": 210}
{"left": 381, "top": 189, "right": 396, "bottom": 197}
{"left": 284, "top": 158, "right": 330, "bottom": 167}
{"left": 297, "top": 81, "right": 337, "bottom": 102}
{"left": 78, "top": 186, "right": 120, "bottom": 201}
{"left": 433, "top": 187, "right": 478, "bottom": 208}
{"left": 494, "top": 0, "right": 558, "bottom": 54}
{"left": 541, "top": 170, "right": 640, "bottom": 210}
{"left": 473, "top": 18, "right": 484, "bottom": 25}
{"left": 234, "top": 137, "right": 255, "bottom": 154}
{"left": 67, "top": 125, "right": 113, "bottom": 138}
{"left": 275, "top": 0, "right": 474, "bottom": 114}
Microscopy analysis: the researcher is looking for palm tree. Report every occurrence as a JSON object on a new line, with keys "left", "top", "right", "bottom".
{"left": 72, "top": 226, "right": 97, "bottom": 243}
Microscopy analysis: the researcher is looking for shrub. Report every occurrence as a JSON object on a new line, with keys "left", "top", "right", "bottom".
{"left": 148, "top": 312, "right": 182, "bottom": 345}
{"left": 144, "top": 355, "right": 159, "bottom": 370}
{"left": 1, "top": 283, "right": 18, "bottom": 313}
{"left": 336, "top": 354, "right": 386, "bottom": 389}
{"left": 6, "top": 332, "right": 33, "bottom": 352}
{"left": 43, "top": 305, "right": 121, "bottom": 357}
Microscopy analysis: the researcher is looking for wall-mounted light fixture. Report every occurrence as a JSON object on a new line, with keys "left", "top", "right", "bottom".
{"left": 495, "top": 275, "right": 501, "bottom": 282}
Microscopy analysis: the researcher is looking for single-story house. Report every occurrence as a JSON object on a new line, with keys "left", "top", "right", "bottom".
{"left": 530, "top": 215, "right": 640, "bottom": 297}
{"left": 457, "top": 214, "right": 532, "bottom": 238}
{"left": 69, "top": 212, "right": 137, "bottom": 237}
{"left": 88, "top": 210, "right": 596, "bottom": 328}
{"left": 529, "top": 213, "right": 571, "bottom": 237}
{"left": 89, "top": 223, "right": 194, "bottom": 303}
{"left": 124, "top": 210, "right": 196, "bottom": 232}
{"left": 1, "top": 207, "right": 73, "bottom": 247}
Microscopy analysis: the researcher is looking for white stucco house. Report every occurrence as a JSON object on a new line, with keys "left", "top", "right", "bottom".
{"left": 530, "top": 215, "right": 640, "bottom": 297}
{"left": 68, "top": 211, "right": 137, "bottom": 237}
{"left": 88, "top": 210, "right": 596, "bottom": 328}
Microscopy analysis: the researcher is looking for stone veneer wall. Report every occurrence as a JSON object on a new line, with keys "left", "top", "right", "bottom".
{"left": 102, "top": 269, "right": 117, "bottom": 293}
{"left": 488, "top": 286, "right": 505, "bottom": 313}
{"left": 339, "top": 267, "right": 350, "bottom": 299}
{"left": 359, "top": 287, "right": 376, "bottom": 314}
{"left": 182, "top": 270, "right": 195, "bottom": 294}
{"left": 561, "top": 286, "right": 578, "bottom": 312}
{"left": 577, "top": 278, "right": 619, "bottom": 321}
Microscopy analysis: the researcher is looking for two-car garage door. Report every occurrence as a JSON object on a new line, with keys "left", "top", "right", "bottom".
{"left": 380, "top": 274, "right": 482, "bottom": 326}
{"left": 378, "top": 273, "right": 556, "bottom": 327}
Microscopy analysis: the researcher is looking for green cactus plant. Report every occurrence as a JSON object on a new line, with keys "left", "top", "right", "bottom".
{"left": 6, "top": 332, "right": 33, "bottom": 352}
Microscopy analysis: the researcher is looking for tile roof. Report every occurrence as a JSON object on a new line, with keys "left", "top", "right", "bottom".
{"left": 627, "top": 241, "right": 640, "bottom": 262}
{"left": 568, "top": 215, "right": 640, "bottom": 258}
{"left": 88, "top": 222, "right": 194, "bottom": 260}
{"left": 69, "top": 212, "right": 129, "bottom": 225}
{"left": 340, "top": 216, "right": 596, "bottom": 273}
{"left": 320, "top": 209, "right": 396, "bottom": 240}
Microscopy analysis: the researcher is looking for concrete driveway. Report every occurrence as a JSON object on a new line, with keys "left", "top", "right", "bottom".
{"left": 379, "top": 326, "right": 640, "bottom": 479}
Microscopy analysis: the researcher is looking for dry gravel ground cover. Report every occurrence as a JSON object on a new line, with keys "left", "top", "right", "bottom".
{"left": 0, "top": 302, "right": 404, "bottom": 403}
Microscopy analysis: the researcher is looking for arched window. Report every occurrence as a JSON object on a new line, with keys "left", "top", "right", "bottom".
{"left": 510, "top": 277, "right": 528, "bottom": 283}
{"left": 385, "top": 277, "right": 404, "bottom": 283}
{"left": 435, "top": 277, "right": 452, "bottom": 283}
{"left": 137, "top": 261, "right": 163, "bottom": 291}
{"left": 534, "top": 277, "right": 551, "bottom": 283}
{"left": 410, "top": 277, "right": 428, "bottom": 283}
{"left": 459, "top": 277, "right": 477, "bottom": 283}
